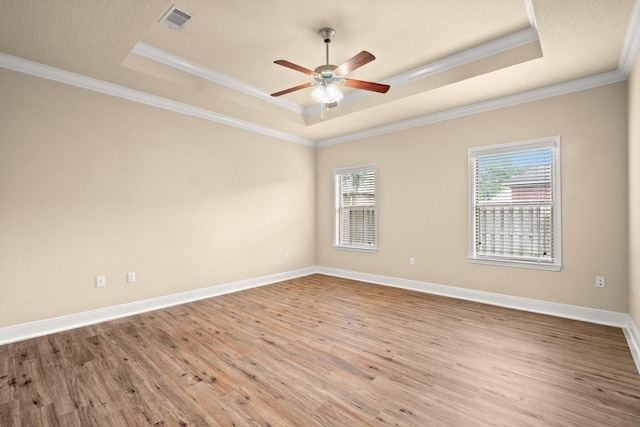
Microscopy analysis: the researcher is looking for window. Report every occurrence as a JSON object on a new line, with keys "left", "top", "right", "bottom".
{"left": 468, "top": 136, "right": 561, "bottom": 271}
{"left": 334, "top": 164, "right": 377, "bottom": 252}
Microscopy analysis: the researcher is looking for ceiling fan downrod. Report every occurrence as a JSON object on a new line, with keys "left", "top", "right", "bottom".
{"left": 315, "top": 28, "right": 337, "bottom": 75}
{"left": 318, "top": 27, "right": 335, "bottom": 66}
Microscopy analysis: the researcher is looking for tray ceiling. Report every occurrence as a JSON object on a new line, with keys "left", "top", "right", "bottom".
{"left": 0, "top": 0, "right": 637, "bottom": 145}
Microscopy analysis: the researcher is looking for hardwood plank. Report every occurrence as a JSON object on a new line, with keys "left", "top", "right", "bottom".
{"left": 0, "top": 274, "right": 639, "bottom": 426}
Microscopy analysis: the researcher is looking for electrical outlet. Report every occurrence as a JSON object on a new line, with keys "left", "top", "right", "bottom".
{"left": 127, "top": 272, "right": 135, "bottom": 283}
{"left": 409, "top": 257, "right": 415, "bottom": 266}
{"left": 96, "top": 276, "right": 106, "bottom": 288}
{"left": 595, "top": 276, "right": 605, "bottom": 288}
{"left": 283, "top": 251, "right": 288, "bottom": 259}
{"left": 632, "top": 285, "right": 636, "bottom": 297}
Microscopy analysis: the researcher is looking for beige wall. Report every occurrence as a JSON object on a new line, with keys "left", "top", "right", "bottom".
{"left": 0, "top": 65, "right": 633, "bottom": 329}
{"left": 0, "top": 69, "right": 316, "bottom": 327}
{"left": 317, "top": 83, "right": 629, "bottom": 312}
{"left": 630, "top": 54, "right": 640, "bottom": 326}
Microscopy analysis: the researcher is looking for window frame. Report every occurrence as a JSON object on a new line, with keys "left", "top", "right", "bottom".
{"left": 468, "top": 136, "right": 562, "bottom": 271}
{"left": 333, "top": 163, "right": 378, "bottom": 253}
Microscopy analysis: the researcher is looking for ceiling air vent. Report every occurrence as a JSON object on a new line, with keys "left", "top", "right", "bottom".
{"left": 159, "top": 6, "right": 193, "bottom": 31}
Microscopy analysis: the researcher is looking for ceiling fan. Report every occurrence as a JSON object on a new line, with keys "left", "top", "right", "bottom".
{"left": 271, "top": 28, "right": 390, "bottom": 106}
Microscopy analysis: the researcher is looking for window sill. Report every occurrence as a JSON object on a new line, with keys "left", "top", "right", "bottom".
{"left": 333, "top": 245, "right": 378, "bottom": 254}
{"left": 469, "top": 257, "right": 562, "bottom": 272}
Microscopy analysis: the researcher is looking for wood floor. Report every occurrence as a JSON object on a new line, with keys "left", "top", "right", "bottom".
{"left": 1, "top": 274, "right": 639, "bottom": 426}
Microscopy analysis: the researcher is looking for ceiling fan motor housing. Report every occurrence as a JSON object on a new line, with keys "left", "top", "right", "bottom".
{"left": 315, "top": 64, "right": 337, "bottom": 75}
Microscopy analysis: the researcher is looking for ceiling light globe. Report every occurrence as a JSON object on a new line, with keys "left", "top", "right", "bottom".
{"left": 312, "top": 86, "right": 327, "bottom": 102}
{"left": 325, "top": 83, "right": 343, "bottom": 102}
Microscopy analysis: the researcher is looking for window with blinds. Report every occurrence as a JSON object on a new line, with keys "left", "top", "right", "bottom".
{"left": 333, "top": 164, "right": 377, "bottom": 252}
{"left": 468, "top": 137, "right": 561, "bottom": 271}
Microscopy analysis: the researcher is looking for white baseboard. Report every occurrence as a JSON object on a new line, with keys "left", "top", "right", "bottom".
{"left": 0, "top": 267, "right": 316, "bottom": 346}
{"left": 625, "top": 317, "right": 640, "bottom": 374}
{"left": 317, "top": 267, "right": 629, "bottom": 326}
{"left": 317, "top": 266, "right": 639, "bottom": 374}
{"left": 2, "top": 265, "right": 639, "bottom": 376}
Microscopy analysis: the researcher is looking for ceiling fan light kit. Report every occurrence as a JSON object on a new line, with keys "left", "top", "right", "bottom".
{"left": 312, "top": 82, "right": 343, "bottom": 103}
{"left": 271, "top": 27, "right": 390, "bottom": 116}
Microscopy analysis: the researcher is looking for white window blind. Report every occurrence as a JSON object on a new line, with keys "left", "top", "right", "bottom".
{"left": 469, "top": 137, "right": 561, "bottom": 271}
{"left": 334, "top": 164, "right": 377, "bottom": 252}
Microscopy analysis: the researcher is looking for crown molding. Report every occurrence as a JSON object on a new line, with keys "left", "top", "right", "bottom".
{"left": 619, "top": 0, "right": 640, "bottom": 77}
{"left": 302, "top": 27, "right": 540, "bottom": 116}
{"left": 134, "top": 27, "right": 540, "bottom": 119}
{"left": 132, "top": 42, "right": 304, "bottom": 115}
{"left": 524, "top": 0, "right": 539, "bottom": 30}
{"left": 315, "top": 70, "right": 626, "bottom": 147}
{"left": 133, "top": 21, "right": 539, "bottom": 119}
{"left": 0, "top": 51, "right": 628, "bottom": 150}
{"left": 315, "top": 0, "right": 638, "bottom": 146}
{"left": 0, "top": 53, "right": 315, "bottom": 147}
{"left": 388, "top": 28, "right": 539, "bottom": 86}
{"left": 1, "top": 0, "right": 638, "bottom": 150}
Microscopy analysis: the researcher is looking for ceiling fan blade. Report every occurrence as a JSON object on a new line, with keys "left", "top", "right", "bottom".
{"left": 334, "top": 51, "right": 376, "bottom": 76}
{"left": 271, "top": 82, "right": 315, "bottom": 97}
{"left": 343, "top": 79, "right": 390, "bottom": 94}
{"left": 274, "top": 60, "right": 319, "bottom": 76}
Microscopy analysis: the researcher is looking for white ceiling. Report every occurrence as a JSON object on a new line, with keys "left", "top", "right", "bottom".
{"left": 0, "top": 0, "right": 638, "bottom": 146}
